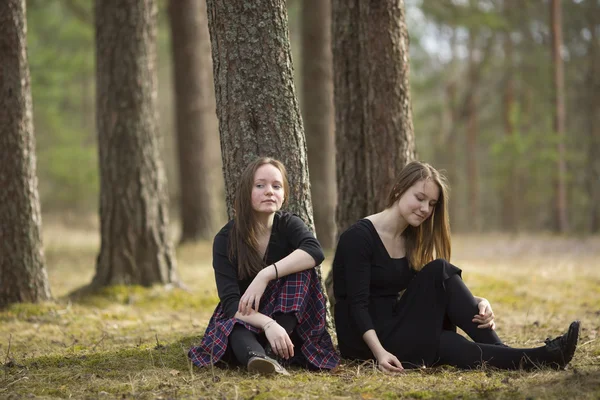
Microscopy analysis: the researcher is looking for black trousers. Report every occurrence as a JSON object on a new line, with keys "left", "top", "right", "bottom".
{"left": 437, "top": 275, "right": 552, "bottom": 369}
{"left": 229, "top": 313, "right": 297, "bottom": 366}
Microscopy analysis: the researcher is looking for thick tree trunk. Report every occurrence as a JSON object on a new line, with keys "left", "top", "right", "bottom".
{"left": 206, "top": 0, "right": 314, "bottom": 228}
{"left": 333, "top": 0, "right": 416, "bottom": 237}
{"left": 302, "top": 0, "right": 336, "bottom": 249}
{"left": 169, "top": 0, "right": 224, "bottom": 243}
{"left": 550, "top": 0, "right": 569, "bottom": 233}
{"left": 92, "top": 0, "right": 178, "bottom": 288}
{"left": 0, "top": 0, "right": 52, "bottom": 306}
{"left": 329, "top": 0, "right": 415, "bottom": 305}
{"left": 206, "top": 0, "right": 332, "bottom": 329}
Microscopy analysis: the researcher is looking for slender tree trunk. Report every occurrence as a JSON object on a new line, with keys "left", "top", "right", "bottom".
{"left": 466, "top": 31, "right": 480, "bottom": 232}
{"left": 329, "top": 0, "right": 415, "bottom": 304}
{"left": 0, "top": 0, "right": 52, "bottom": 306}
{"left": 302, "top": 0, "right": 336, "bottom": 249}
{"left": 92, "top": 0, "right": 178, "bottom": 288}
{"left": 586, "top": 0, "right": 600, "bottom": 233}
{"left": 502, "top": 0, "right": 517, "bottom": 232}
{"left": 550, "top": 0, "right": 569, "bottom": 233}
{"left": 333, "top": 0, "right": 415, "bottom": 236}
{"left": 445, "top": 30, "right": 460, "bottom": 231}
{"left": 169, "top": 0, "right": 224, "bottom": 243}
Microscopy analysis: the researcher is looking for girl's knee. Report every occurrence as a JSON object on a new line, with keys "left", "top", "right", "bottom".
{"left": 421, "top": 258, "right": 448, "bottom": 272}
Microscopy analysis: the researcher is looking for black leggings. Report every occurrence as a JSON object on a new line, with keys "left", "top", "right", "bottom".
{"left": 229, "top": 313, "right": 297, "bottom": 365}
{"left": 437, "top": 275, "right": 551, "bottom": 369}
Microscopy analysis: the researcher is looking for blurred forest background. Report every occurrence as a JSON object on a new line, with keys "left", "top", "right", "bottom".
{"left": 26, "top": 0, "right": 600, "bottom": 236}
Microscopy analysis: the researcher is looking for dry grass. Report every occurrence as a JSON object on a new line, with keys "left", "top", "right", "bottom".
{"left": 1, "top": 220, "right": 599, "bottom": 399}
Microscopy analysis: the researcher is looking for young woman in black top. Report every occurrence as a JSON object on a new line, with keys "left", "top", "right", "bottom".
{"left": 333, "top": 161, "right": 580, "bottom": 372}
{"left": 189, "top": 157, "right": 339, "bottom": 374}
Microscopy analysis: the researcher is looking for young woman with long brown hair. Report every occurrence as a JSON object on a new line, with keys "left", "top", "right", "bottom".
{"left": 189, "top": 157, "right": 339, "bottom": 374}
{"left": 333, "top": 161, "right": 580, "bottom": 371}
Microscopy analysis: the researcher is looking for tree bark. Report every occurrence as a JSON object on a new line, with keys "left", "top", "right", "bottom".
{"left": 206, "top": 0, "right": 314, "bottom": 228}
{"left": 302, "top": 0, "right": 336, "bottom": 249}
{"left": 169, "top": 0, "right": 224, "bottom": 243}
{"left": 332, "top": 0, "right": 416, "bottom": 237}
{"left": 329, "top": 0, "right": 415, "bottom": 305}
{"left": 206, "top": 0, "right": 333, "bottom": 329}
{"left": 550, "top": 0, "right": 569, "bottom": 233}
{"left": 0, "top": 0, "right": 52, "bottom": 306}
{"left": 92, "top": 0, "right": 178, "bottom": 288}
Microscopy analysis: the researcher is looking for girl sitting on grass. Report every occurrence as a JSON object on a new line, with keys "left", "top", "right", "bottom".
{"left": 332, "top": 160, "right": 580, "bottom": 372}
{"left": 189, "top": 157, "right": 339, "bottom": 375}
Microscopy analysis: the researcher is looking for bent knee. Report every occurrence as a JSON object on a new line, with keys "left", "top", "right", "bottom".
{"left": 421, "top": 258, "right": 449, "bottom": 272}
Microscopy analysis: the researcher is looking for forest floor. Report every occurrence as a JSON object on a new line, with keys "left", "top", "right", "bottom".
{"left": 1, "top": 219, "right": 599, "bottom": 399}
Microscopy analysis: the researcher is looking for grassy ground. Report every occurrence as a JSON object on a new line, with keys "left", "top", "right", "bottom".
{"left": 1, "top": 220, "right": 599, "bottom": 399}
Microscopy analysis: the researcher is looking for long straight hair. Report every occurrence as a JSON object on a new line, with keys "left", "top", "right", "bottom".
{"left": 229, "top": 157, "right": 289, "bottom": 279}
{"left": 386, "top": 161, "right": 451, "bottom": 270}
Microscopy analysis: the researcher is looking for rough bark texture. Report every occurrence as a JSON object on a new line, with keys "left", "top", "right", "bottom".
{"left": 93, "top": 0, "right": 178, "bottom": 288}
{"left": 169, "top": 0, "right": 224, "bottom": 243}
{"left": 550, "top": 0, "right": 569, "bottom": 233}
{"left": 205, "top": 0, "right": 333, "bottom": 330}
{"left": 328, "top": 0, "right": 415, "bottom": 305}
{"left": 302, "top": 0, "right": 336, "bottom": 249}
{"left": 0, "top": 0, "right": 52, "bottom": 306}
{"left": 206, "top": 0, "right": 314, "bottom": 228}
{"left": 332, "top": 0, "right": 416, "bottom": 239}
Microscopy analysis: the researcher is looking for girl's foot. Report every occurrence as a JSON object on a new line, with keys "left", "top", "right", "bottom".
{"left": 544, "top": 320, "right": 580, "bottom": 369}
{"left": 247, "top": 352, "right": 290, "bottom": 376}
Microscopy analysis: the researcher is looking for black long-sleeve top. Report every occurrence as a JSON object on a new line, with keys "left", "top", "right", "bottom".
{"left": 332, "top": 219, "right": 416, "bottom": 335}
{"left": 213, "top": 211, "right": 325, "bottom": 318}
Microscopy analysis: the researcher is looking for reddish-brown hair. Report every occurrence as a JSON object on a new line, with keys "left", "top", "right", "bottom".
{"left": 386, "top": 161, "right": 451, "bottom": 270}
{"left": 229, "top": 157, "right": 289, "bottom": 279}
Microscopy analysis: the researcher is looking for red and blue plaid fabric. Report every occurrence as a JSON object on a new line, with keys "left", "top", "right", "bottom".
{"left": 188, "top": 268, "right": 339, "bottom": 370}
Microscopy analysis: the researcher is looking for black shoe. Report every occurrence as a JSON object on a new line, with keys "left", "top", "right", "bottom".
{"left": 247, "top": 352, "right": 290, "bottom": 376}
{"left": 544, "top": 320, "right": 580, "bottom": 370}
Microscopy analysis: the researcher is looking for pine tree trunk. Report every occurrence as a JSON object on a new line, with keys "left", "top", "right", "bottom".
{"left": 169, "top": 0, "right": 224, "bottom": 243}
{"left": 501, "top": 0, "right": 517, "bottom": 232}
{"left": 466, "top": 30, "right": 480, "bottom": 232}
{"left": 586, "top": 0, "right": 600, "bottom": 233}
{"left": 302, "top": 0, "right": 336, "bottom": 249}
{"left": 206, "top": 0, "right": 334, "bottom": 331}
{"left": 206, "top": 0, "right": 314, "bottom": 228}
{"left": 92, "top": 0, "right": 178, "bottom": 288}
{"left": 550, "top": 0, "right": 569, "bottom": 233}
{"left": 329, "top": 0, "right": 415, "bottom": 304}
{"left": 332, "top": 0, "right": 416, "bottom": 237}
{"left": 0, "top": 0, "right": 52, "bottom": 306}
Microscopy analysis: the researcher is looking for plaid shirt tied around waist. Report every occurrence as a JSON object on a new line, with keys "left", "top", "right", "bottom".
{"left": 188, "top": 268, "right": 339, "bottom": 370}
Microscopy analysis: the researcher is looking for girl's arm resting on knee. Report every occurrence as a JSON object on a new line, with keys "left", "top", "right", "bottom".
{"left": 239, "top": 249, "right": 316, "bottom": 315}
{"left": 235, "top": 310, "right": 295, "bottom": 359}
{"left": 234, "top": 309, "right": 274, "bottom": 329}
{"left": 260, "top": 249, "right": 318, "bottom": 281}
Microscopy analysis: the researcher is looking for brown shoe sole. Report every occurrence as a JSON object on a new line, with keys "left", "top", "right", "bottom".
{"left": 248, "top": 357, "right": 276, "bottom": 374}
